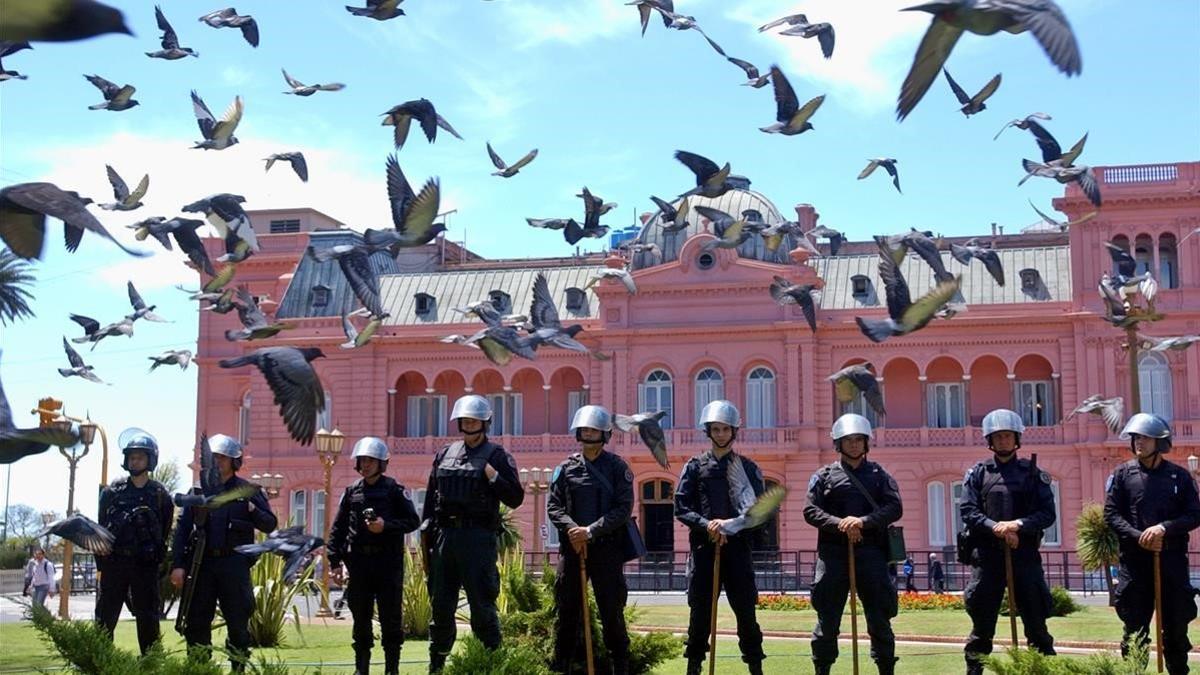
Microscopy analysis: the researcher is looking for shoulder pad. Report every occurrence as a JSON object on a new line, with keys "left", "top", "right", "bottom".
{"left": 807, "top": 473, "right": 821, "bottom": 492}
{"left": 1105, "top": 474, "right": 1114, "bottom": 493}
{"left": 1039, "top": 470, "right": 1052, "bottom": 485}
{"left": 551, "top": 465, "right": 563, "bottom": 483}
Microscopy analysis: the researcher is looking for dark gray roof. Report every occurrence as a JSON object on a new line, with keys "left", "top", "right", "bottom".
{"left": 276, "top": 230, "right": 405, "bottom": 319}
{"left": 809, "top": 246, "right": 1071, "bottom": 310}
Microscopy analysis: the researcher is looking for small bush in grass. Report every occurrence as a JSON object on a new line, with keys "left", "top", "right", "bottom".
{"left": 756, "top": 594, "right": 811, "bottom": 611}
{"left": 403, "top": 546, "right": 432, "bottom": 639}
{"left": 443, "top": 635, "right": 552, "bottom": 675}
{"left": 983, "top": 644, "right": 1149, "bottom": 674}
{"left": 898, "top": 591, "right": 965, "bottom": 610}
{"left": 999, "top": 586, "right": 1079, "bottom": 618}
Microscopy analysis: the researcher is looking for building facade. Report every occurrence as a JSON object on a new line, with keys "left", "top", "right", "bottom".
{"left": 194, "top": 161, "right": 1200, "bottom": 570}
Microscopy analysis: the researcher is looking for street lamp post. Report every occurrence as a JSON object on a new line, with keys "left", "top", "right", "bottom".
{"left": 314, "top": 428, "right": 345, "bottom": 618}
{"left": 30, "top": 405, "right": 110, "bottom": 488}
{"left": 519, "top": 466, "right": 553, "bottom": 563}
{"left": 251, "top": 473, "right": 285, "bottom": 500}
{"left": 52, "top": 415, "right": 96, "bottom": 619}
{"left": 40, "top": 511, "right": 55, "bottom": 551}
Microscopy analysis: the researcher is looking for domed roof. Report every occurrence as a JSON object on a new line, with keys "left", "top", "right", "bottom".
{"left": 629, "top": 188, "right": 799, "bottom": 270}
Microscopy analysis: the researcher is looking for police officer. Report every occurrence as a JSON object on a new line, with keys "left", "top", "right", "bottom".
{"left": 423, "top": 395, "right": 524, "bottom": 672}
{"left": 674, "top": 400, "right": 766, "bottom": 675}
{"left": 803, "top": 413, "right": 903, "bottom": 675}
{"left": 1104, "top": 413, "right": 1200, "bottom": 674}
{"left": 328, "top": 437, "right": 421, "bottom": 675}
{"left": 96, "top": 428, "right": 173, "bottom": 654}
{"left": 547, "top": 405, "right": 634, "bottom": 675}
{"left": 170, "top": 434, "right": 277, "bottom": 672}
{"left": 959, "top": 409, "right": 1057, "bottom": 674}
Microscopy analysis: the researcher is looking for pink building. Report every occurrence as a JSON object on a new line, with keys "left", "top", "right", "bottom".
{"left": 195, "top": 162, "right": 1200, "bottom": 583}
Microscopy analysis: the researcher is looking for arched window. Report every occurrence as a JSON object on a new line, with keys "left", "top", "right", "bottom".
{"left": 238, "top": 391, "right": 252, "bottom": 445}
{"left": 638, "top": 370, "right": 673, "bottom": 429}
{"left": 927, "top": 482, "right": 947, "bottom": 547}
{"left": 289, "top": 489, "right": 306, "bottom": 531}
{"left": 1159, "top": 233, "right": 1179, "bottom": 289}
{"left": 316, "top": 393, "right": 332, "bottom": 433}
{"left": 1133, "top": 234, "right": 1154, "bottom": 275}
{"left": 693, "top": 368, "right": 725, "bottom": 425}
{"left": 1138, "top": 351, "right": 1174, "bottom": 421}
{"left": 1042, "top": 481, "right": 1062, "bottom": 546}
{"left": 640, "top": 480, "right": 675, "bottom": 553}
{"left": 744, "top": 367, "right": 776, "bottom": 428}
{"left": 312, "top": 489, "right": 326, "bottom": 537}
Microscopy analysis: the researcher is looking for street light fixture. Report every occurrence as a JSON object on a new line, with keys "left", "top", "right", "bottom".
{"left": 1188, "top": 453, "right": 1198, "bottom": 476}
{"left": 252, "top": 473, "right": 285, "bottom": 499}
{"left": 314, "top": 428, "right": 345, "bottom": 618}
{"left": 40, "top": 511, "right": 55, "bottom": 551}
{"left": 47, "top": 414, "right": 92, "bottom": 620}
{"left": 520, "top": 466, "right": 554, "bottom": 564}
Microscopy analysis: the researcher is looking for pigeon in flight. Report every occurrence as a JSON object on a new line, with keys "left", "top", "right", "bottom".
{"left": 857, "top": 238, "right": 961, "bottom": 343}
{"left": 808, "top": 225, "right": 845, "bottom": 256}
{"left": 694, "top": 206, "right": 750, "bottom": 252}
{"left": 190, "top": 90, "right": 243, "bottom": 151}
{"left": 459, "top": 325, "right": 542, "bottom": 367}
{"left": 198, "top": 8, "right": 258, "bottom": 47}
{"left": 38, "top": 514, "right": 115, "bottom": 555}
{"left": 148, "top": 348, "right": 193, "bottom": 372}
{"left": 1065, "top": 395, "right": 1123, "bottom": 434}
{"left": 896, "top": 0, "right": 1081, "bottom": 121}
{"left": 759, "top": 221, "right": 805, "bottom": 254}
{"left": 950, "top": 238, "right": 1005, "bottom": 286}
{"left": 761, "top": 66, "right": 824, "bottom": 135}
{"left": 126, "top": 281, "right": 168, "bottom": 323}
{"left": 527, "top": 272, "right": 604, "bottom": 358}
{"left": 614, "top": 411, "right": 670, "bottom": 469}
{"left": 486, "top": 142, "right": 538, "bottom": 178}
{"left": 0, "top": 41, "right": 31, "bottom": 81}
{"left": 264, "top": 152, "right": 308, "bottom": 182}
{"left": 758, "top": 13, "right": 835, "bottom": 58}
{"left": 675, "top": 150, "right": 741, "bottom": 200}
{"left": 943, "top": 69, "right": 1001, "bottom": 116}
{"left": 69, "top": 314, "right": 133, "bottom": 350}
{"left": 225, "top": 286, "right": 290, "bottom": 341}
{"left": 650, "top": 196, "right": 690, "bottom": 233}
{"left": 1023, "top": 119, "right": 1087, "bottom": 166}
{"left": 1140, "top": 334, "right": 1200, "bottom": 353}
{"left": 58, "top": 337, "right": 107, "bottom": 384}
{"left": 84, "top": 74, "right": 138, "bottom": 111}
{"left": 1019, "top": 160, "right": 1101, "bottom": 207}
{"left": 380, "top": 98, "right": 462, "bottom": 150}
{"left": 526, "top": 218, "right": 578, "bottom": 232}
{"left": 1104, "top": 242, "right": 1157, "bottom": 303}
{"left": 99, "top": 165, "right": 148, "bottom": 211}
{"left": 858, "top": 158, "right": 901, "bottom": 194}
{"left": 881, "top": 229, "right": 954, "bottom": 283}
{"left": 236, "top": 526, "right": 324, "bottom": 583}
{"left": 346, "top": 0, "right": 405, "bottom": 21}
{"left": 218, "top": 347, "right": 326, "bottom": 445}
{"left": 627, "top": 0, "right": 673, "bottom": 36}
{"left": 183, "top": 193, "right": 257, "bottom": 254}
{"left": 282, "top": 69, "right": 345, "bottom": 96}
{"left": 769, "top": 275, "right": 819, "bottom": 333}
{"left": 577, "top": 186, "right": 615, "bottom": 234}
{"left": 584, "top": 269, "right": 637, "bottom": 295}
{"left": 994, "top": 112, "right": 1052, "bottom": 140}
{"left": 340, "top": 313, "right": 383, "bottom": 349}
{"left": 718, "top": 484, "right": 788, "bottom": 536}
{"left": 362, "top": 155, "right": 443, "bottom": 256}
{"left": 147, "top": 5, "right": 197, "bottom": 59}
{"left": 307, "top": 243, "right": 387, "bottom": 318}
{"left": 724, "top": 57, "right": 770, "bottom": 88}
{"left": 1028, "top": 200, "right": 1095, "bottom": 232}
{"left": 1, "top": 0, "right": 131, "bottom": 42}
{"left": 1, "top": 352, "right": 78, "bottom": 464}
{"left": 828, "top": 363, "right": 886, "bottom": 417}
{"left": 132, "top": 216, "right": 215, "bottom": 275}
{"left": 0, "top": 182, "right": 145, "bottom": 259}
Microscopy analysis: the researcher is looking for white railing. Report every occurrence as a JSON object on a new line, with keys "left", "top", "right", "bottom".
{"left": 1102, "top": 164, "right": 1178, "bottom": 185}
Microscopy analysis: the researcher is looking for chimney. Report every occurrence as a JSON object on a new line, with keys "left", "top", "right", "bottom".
{"left": 793, "top": 203, "right": 819, "bottom": 233}
{"left": 998, "top": 226, "right": 1004, "bottom": 236}
{"left": 991, "top": 222, "right": 997, "bottom": 236}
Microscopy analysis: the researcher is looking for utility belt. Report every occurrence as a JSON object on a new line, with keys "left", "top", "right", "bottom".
{"left": 436, "top": 514, "right": 494, "bottom": 530}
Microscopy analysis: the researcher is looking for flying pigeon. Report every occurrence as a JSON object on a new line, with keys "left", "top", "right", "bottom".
{"left": 131, "top": 216, "right": 215, "bottom": 275}
{"left": 950, "top": 239, "right": 1005, "bottom": 286}
{"left": 769, "top": 275, "right": 819, "bottom": 332}
{"left": 828, "top": 363, "right": 886, "bottom": 417}
{"left": 1024, "top": 119, "right": 1088, "bottom": 166}
{"left": 857, "top": 238, "right": 961, "bottom": 343}
{"left": 361, "top": 155, "right": 443, "bottom": 256}
{"left": 759, "top": 14, "right": 835, "bottom": 58}
{"left": 0, "top": 41, "right": 31, "bottom": 80}
{"left": 1019, "top": 160, "right": 1101, "bottom": 207}
{"left": 58, "top": 337, "right": 106, "bottom": 383}
{"left": 527, "top": 272, "right": 605, "bottom": 358}
{"left": 198, "top": 8, "right": 258, "bottom": 47}
{"left": 1, "top": 351, "right": 78, "bottom": 464}
{"left": 38, "top": 514, "right": 114, "bottom": 555}
{"left": 190, "top": 90, "right": 242, "bottom": 150}
{"left": 69, "top": 314, "right": 133, "bottom": 350}
{"left": 84, "top": 74, "right": 138, "bottom": 111}
{"left": 0, "top": 182, "right": 146, "bottom": 259}
{"left": 282, "top": 68, "right": 344, "bottom": 96}
{"left": 0, "top": 0, "right": 131, "bottom": 42}
{"left": 896, "top": 0, "right": 1081, "bottom": 121}
{"left": 99, "top": 165, "right": 148, "bottom": 211}
{"left": 858, "top": 158, "right": 901, "bottom": 194}
{"left": 725, "top": 56, "right": 770, "bottom": 88}
{"left": 994, "top": 112, "right": 1052, "bottom": 140}
{"left": 486, "top": 142, "right": 538, "bottom": 178}
{"left": 340, "top": 313, "right": 382, "bottom": 349}
{"left": 614, "top": 411, "right": 670, "bottom": 469}
{"left": 264, "top": 152, "right": 308, "bottom": 182}
{"left": 719, "top": 484, "right": 788, "bottom": 536}
{"left": 225, "top": 286, "right": 290, "bottom": 341}
{"left": 307, "top": 243, "right": 386, "bottom": 318}
{"left": 651, "top": 196, "right": 690, "bottom": 232}
{"left": 1029, "top": 200, "right": 1095, "bottom": 232}
{"left": 675, "top": 150, "right": 742, "bottom": 200}
{"left": 459, "top": 325, "right": 542, "bottom": 367}
{"left": 1140, "top": 334, "right": 1200, "bottom": 353}
{"left": 218, "top": 347, "right": 327, "bottom": 445}
{"left": 695, "top": 206, "right": 750, "bottom": 252}
{"left": 760, "top": 66, "right": 824, "bottom": 135}
{"left": 345, "top": 0, "right": 405, "bottom": 21}
{"left": 147, "top": 5, "right": 197, "bottom": 59}
{"left": 1065, "top": 395, "right": 1123, "bottom": 434}
{"left": 1104, "top": 242, "right": 1157, "bottom": 302}
{"left": 148, "top": 348, "right": 193, "bottom": 371}
{"left": 125, "top": 281, "right": 168, "bottom": 323}
{"left": 380, "top": 98, "right": 462, "bottom": 150}
{"left": 182, "top": 193, "right": 257, "bottom": 254}
{"left": 236, "top": 526, "right": 324, "bottom": 583}
{"left": 881, "top": 229, "right": 954, "bottom": 283}
{"left": 943, "top": 69, "right": 1001, "bottom": 116}
{"left": 584, "top": 269, "right": 637, "bottom": 295}
{"left": 808, "top": 225, "right": 845, "bottom": 256}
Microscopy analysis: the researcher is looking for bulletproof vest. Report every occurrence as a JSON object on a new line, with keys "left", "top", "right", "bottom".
{"left": 978, "top": 459, "right": 1035, "bottom": 522}
{"left": 561, "top": 453, "right": 612, "bottom": 529}
{"left": 344, "top": 476, "right": 404, "bottom": 551}
{"left": 105, "top": 479, "right": 164, "bottom": 561}
{"left": 693, "top": 452, "right": 737, "bottom": 520}
{"left": 1118, "top": 461, "right": 1191, "bottom": 546}
{"left": 435, "top": 441, "right": 495, "bottom": 517}
{"left": 205, "top": 476, "right": 258, "bottom": 550}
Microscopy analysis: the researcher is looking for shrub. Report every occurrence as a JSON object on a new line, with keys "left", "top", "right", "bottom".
{"left": 983, "top": 645, "right": 1149, "bottom": 674}
{"left": 403, "top": 546, "right": 431, "bottom": 639}
{"left": 1049, "top": 586, "right": 1080, "bottom": 617}
{"left": 898, "top": 591, "right": 965, "bottom": 611}
{"left": 757, "top": 594, "right": 811, "bottom": 611}
{"left": 0, "top": 536, "right": 35, "bottom": 569}
{"left": 246, "top": 545, "right": 320, "bottom": 648}
{"left": 443, "top": 634, "right": 551, "bottom": 675}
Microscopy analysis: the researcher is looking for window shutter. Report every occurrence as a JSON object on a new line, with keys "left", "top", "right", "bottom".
{"left": 489, "top": 394, "right": 506, "bottom": 435}
{"left": 436, "top": 396, "right": 448, "bottom": 436}
{"left": 927, "top": 482, "right": 946, "bottom": 546}
{"left": 406, "top": 397, "right": 420, "bottom": 438}
{"left": 568, "top": 391, "right": 584, "bottom": 428}
{"left": 637, "top": 383, "right": 646, "bottom": 412}
{"left": 926, "top": 384, "right": 937, "bottom": 427}
{"left": 511, "top": 394, "right": 523, "bottom": 435}
{"left": 951, "top": 384, "right": 963, "bottom": 428}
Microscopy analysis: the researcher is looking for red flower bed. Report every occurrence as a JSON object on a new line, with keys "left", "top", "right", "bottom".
{"left": 897, "top": 591, "right": 964, "bottom": 610}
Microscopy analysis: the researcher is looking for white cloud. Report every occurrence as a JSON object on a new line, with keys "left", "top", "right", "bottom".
{"left": 724, "top": 0, "right": 931, "bottom": 114}
{"left": 220, "top": 65, "right": 254, "bottom": 87}
{"left": 497, "top": 0, "right": 630, "bottom": 50}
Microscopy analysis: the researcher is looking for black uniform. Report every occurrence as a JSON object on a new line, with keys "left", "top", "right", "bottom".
{"left": 803, "top": 459, "right": 903, "bottom": 673}
{"left": 327, "top": 474, "right": 420, "bottom": 673}
{"left": 547, "top": 450, "right": 634, "bottom": 674}
{"left": 674, "top": 449, "right": 766, "bottom": 667}
{"left": 959, "top": 456, "right": 1057, "bottom": 669}
{"left": 1104, "top": 458, "right": 1200, "bottom": 674}
{"left": 171, "top": 475, "right": 277, "bottom": 671}
{"left": 423, "top": 438, "right": 524, "bottom": 661}
{"left": 96, "top": 476, "right": 173, "bottom": 654}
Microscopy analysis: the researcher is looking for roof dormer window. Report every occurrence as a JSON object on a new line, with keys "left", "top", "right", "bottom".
{"left": 415, "top": 292, "right": 435, "bottom": 316}
{"left": 311, "top": 284, "right": 331, "bottom": 309}
{"left": 565, "top": 287, "right": 586, "bottom": 312}
{"left": 851, "top": 275, "right": 871, "bottom": 298}
{"left": 1020, "top": 268, "right": 1041, "bottom": 292}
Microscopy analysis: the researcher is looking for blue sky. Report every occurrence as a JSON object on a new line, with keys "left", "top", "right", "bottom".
{"left": 1, "top": 0, "right": 1197, "bottom": 518}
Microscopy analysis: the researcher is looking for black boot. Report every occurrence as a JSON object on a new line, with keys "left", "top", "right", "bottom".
{"left": 384, "top": 646, "right": 400, "bottom": 675}
{"left": 813, "top": 664, "right": 832, "bottom": 675}
{"left": 965, "top": 657, "right": 984, "bottom": 675}
{"left": 354, "top": 648, "right": 372, "bottom": 675}
{"left": 686, "top": 657, "right": 704, "bottom": 675}
{"left": 877, "top": 657, "right": 898, "bottom": 675}
{"left": 747, "top": 660, "right": 765, "bottom": 675}
{"left": 429, "top": 651, "right": 446, "bottom": 674}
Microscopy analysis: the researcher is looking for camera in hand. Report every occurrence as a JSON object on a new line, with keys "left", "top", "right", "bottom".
{"left": 362, "top": 507, "right": 377, "bottom": 524}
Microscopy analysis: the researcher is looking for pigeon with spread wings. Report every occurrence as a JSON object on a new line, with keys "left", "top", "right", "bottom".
{"left": 39, "top": 514, "right": 114, "bottom": 555}
{"left": 380, "top": 98, "right": 462, "bottom": 150}
{"left": 1065, "top": 395, "right": 1123, "bottom": 434}
{"left": 828, "top": 363, "right": 886, "bottom": 418}
{"left": 614, "top": 411, "right": 669, "bottom": 469}
{"left": 362, "top": 155, "right": 443, "bottom": 257}
{"left": 0, "top": 182, "right": 145, "bottom": 259}
{"left": 147, "top": 5, "right": 196, "bottom": 59}
{"left": 218, "top": 347, "right": 326, "bottom": 445}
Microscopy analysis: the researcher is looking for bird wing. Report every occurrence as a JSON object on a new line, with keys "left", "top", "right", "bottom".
{"left": 401, "top": 178, "right": 441, "bottom": 241}
{"left": 1060, "top": 132, "right": 1088, "bottom": 167}
{"left": 255, "top": 348, "right": 326, "bottom": 446}
{"left": 876, "top": 244, "right": 912, "bottom": 321}
{"left": 1028, "top": 200, "right": 1060, "bottom": 227}
{"left": 289, "top": 154, "right": 308, "bottom": 182}
{"left": 674, "top": 150, "right": 719, "bottom": 184}
{"left": 900, "top": 275, "right": 961, "bottom": 331}
{"left": 757, "top": 14, "right": 802, "bottom": 32}
{"left": 790, "top": 94, "right": 825, "bottom": 128}
{"left": 508, "top": 148, "right": 538, "bottom": 172}
{"left": 3, "top": 183, "right": 143, "bottom": 258}
{"left": 339, "top": 247, "right": 384, "bottom": 317}
{"left": 435, "top": 114, "right": 463, "bottom": 140}
{"left": 942, "top": 68, "right": 970, "bottom": 104}
{"left": 1025, "top": 119, "right": 1062, "bottom": 162}
{"left": 85, "top": 74, "right": 118, "bottom": 97}
{"left": 1101, "top": 398, "right": 1123, "bottom": 434}
{"left": 1013, "top": 0, "right": 1082, "bottom": 76}
{"left": 62, "top": 336, "right": 86, "bottom": 368}
{"left": 127, "top": 173, "right": 149, "bottom": 203}
{"left": 979, "top": 249, "right": 1005, "bottom": 286}
{"left": 127, "top": 281, "right": 146, "bottom": 311}
{"left": 816, "top": 24, "right": 835, "bottom": 58}
{"left": 191, "top": 90, "right": 216, "bottom": 139}
{"left": 385, "top": 154, "right": 415, "bottom": 230}
{"left": 476, "top": 336, "right": 515, "bottom": 367}
{"left": 972, "top": 72, "right": 1002, "bottom": 105}
{"left": 485, "top": 142, "right": 506, "bottom": 170}
{"left": 1076, "top": 166, "right": 1101, "bottom": 207}
{"left": 726, "top": 56, "right": 758, "bottom": 79}
{"left": 239, "top": 18, "right": 259, "bottom": 47}
{"left": 796, "top": 290, "right": 817, "bottom": 332}
{"left": 235, "top": 285, "right": 269, "bottom": 329}
{"left": 105, "top": 165, "right": 129, "bottom": 201}
{"left": 529, "top": 272, "right": 561, "bottom": 330}
{"left": 281, "top": 68, "right": 304, "bottom": 89}
{"left": 211, "top": 95, "right": 243, "bottom": 142}
{"left": 896, "top": 19, "right": 964, "bottom": 120}
{"left": 170, "top": 219, "right": 216, "bottom": 276}
{"left": 69, "top": 313, "right": 100, "bottom": 335}
{"left": 768, "top": 66, "right": 798, "bottom": 122}
{"left": 858, "top": 160, "right": 880, "bottom": 180}
{"left": 155, "top": 5, "right": 179, "bottom": 48}
{"left": 741, "top": 485, "right": 787, "bottom": 531}
{"left": 1106, "top": 243, "right": 1136, "bottom": 277}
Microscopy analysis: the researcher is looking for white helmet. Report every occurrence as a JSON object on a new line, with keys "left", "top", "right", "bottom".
{"left": 570, "top": 405, "right": 613, "bottom": 432}
{"left": 1120, "top": 413, "right": 1172, "bottom": 453}
{"left": 698, "top": 400, "right": 740, "bottom": 428}
{"left": 352, "top": 436, "right": 389, "bottom": 461}
{"left": 450, "top": 394, "right": 493, "bottom": 422}
{"left": 831, "top": 414, "right": 874, "bottom": 441}
{"left": 982, "top": 409, "right": 1025, "bottom": 437}
{"left": 208, "top": 433, "right": 244, "bottom": 459}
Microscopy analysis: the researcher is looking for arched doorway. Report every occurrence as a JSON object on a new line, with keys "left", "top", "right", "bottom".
{"left": 640, "top": 479, "right": 675, "bottom": 553}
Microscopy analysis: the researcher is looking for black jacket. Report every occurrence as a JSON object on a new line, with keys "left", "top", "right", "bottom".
{"left": 1104, "top": 458, "right": 1200, "bottom": 556}
{"left": 328, "top": 474, "right": 420, "bottom": 566}
{"left": 171, "top": 475, "right": 277, "bottom": 568}
{"left": 546, "top": 450, "right": 633, "bottom": 541}
{"left": 804, "top": 459, "right": 902, "bottom": 550}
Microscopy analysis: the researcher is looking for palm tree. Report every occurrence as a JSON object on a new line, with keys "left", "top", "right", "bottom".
{"left": 1076, "top": 502, "right": 1120, "bottom": 605}
{"left": 0, "top": 249, "right": 35, "bottom": 325}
